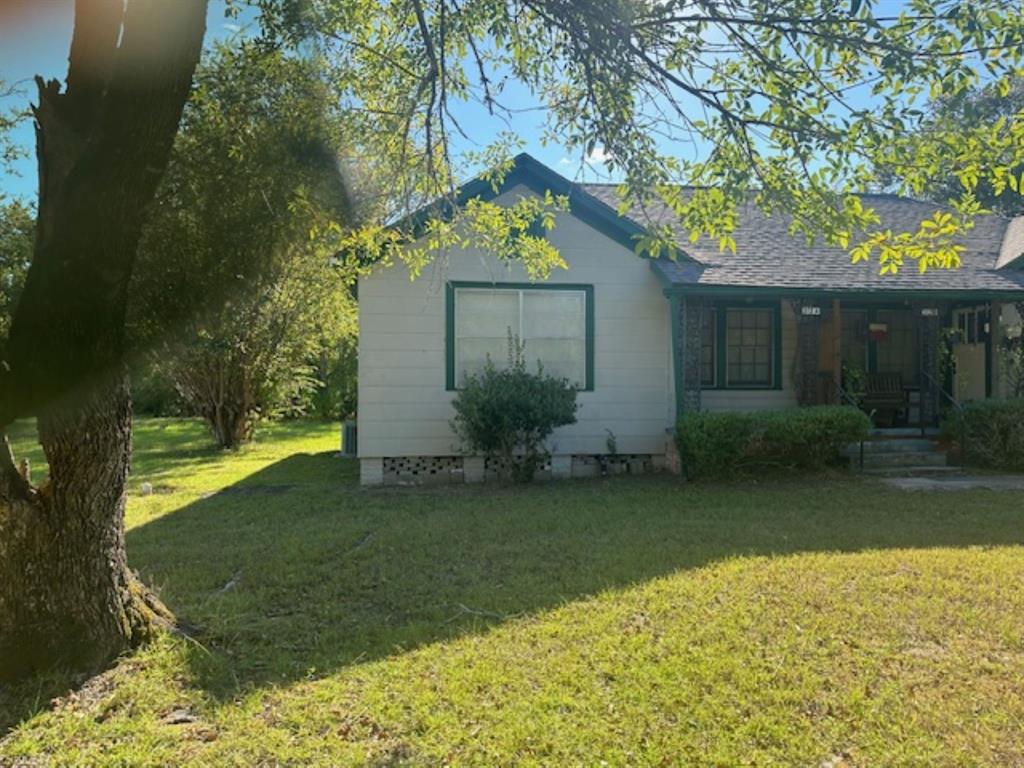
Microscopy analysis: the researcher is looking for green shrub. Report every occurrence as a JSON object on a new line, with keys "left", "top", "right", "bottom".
{"left": 131, "top": 362, "right": 187, "bottom": 417}
{"left": 305, "top": 339, "right": 358, "bottom": 421}
{"left": 941, "top": 399, "right": 1024, "bottom": 471}
{"left": 451, "top": 340, "right": 578, "bottom": 483}
{"left": 675, "top": 405, "right": 871, "bottom": 480}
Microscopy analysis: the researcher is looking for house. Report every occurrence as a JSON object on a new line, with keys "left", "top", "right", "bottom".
{"left": 357, "top": 153, "right": 1024, "bottom": 485}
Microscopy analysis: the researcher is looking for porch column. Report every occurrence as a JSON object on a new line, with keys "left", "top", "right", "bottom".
{"left": 831, "top": 298, "right": 842, "bottom": 396}
{"left": 790, "top": 299, "right": 822, "bottom": 405}
{"left": 919, "top": 307, "right": 941, "bottom": 428}
{"left": 679, "top": 296, "right": 703, "bottom": 412}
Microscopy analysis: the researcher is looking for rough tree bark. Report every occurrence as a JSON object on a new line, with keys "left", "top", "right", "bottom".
{"left": 0, "top": 0, "right": 207, "bottom": 682}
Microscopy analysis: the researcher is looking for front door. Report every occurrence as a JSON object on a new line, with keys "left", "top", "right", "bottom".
{"left": 953, "top": 307, "right": 989, "bottom": 402}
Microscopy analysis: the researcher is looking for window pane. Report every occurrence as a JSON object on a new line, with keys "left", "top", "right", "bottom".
{"left": 456, "top": 338, "right": 511, "bottom": 381}
{"left": 725, "top": 308, "right": 773, "bottom": 386}
{"left": 454, "top": 289, "right": 519, "bottom": 384}
{"left": 524, "top": 338, "right": 585, "bottom": 382}
{"left": 455, "top": 290, "right": 519, "bottom": 338}
{"left": 522, "top": 291, "right": 585, "bottom": 339}
{"left": 521, "top": 290, "right": 586, "bottom": 386}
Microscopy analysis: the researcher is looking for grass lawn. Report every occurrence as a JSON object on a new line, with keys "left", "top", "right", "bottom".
{"left": 3, "top": 418, "right": 1024, "bottom": 766}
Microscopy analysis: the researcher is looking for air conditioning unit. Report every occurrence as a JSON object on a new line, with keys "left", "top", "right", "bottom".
{"left": 341, "top": 420, "right": 357, "bottom": 457}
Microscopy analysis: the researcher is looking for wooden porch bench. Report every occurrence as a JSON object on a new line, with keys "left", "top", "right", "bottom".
{"left": 861, "top": 372, "right": 907, "bottom": 426}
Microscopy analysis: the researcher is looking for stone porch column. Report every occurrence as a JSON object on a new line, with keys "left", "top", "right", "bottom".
{"left": 679, "top": 296, "right": 704, "bottom": 413}
{"left": 919, "top": 308, "right": 942, "bottom": 428}
{"left": 790, "top": 299, "right": 822, "bottom": 405}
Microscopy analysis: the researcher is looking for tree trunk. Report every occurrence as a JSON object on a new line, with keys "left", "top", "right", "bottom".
{"left": 0, "top": 0, "right": 207, "bottom": 683}
{"left": 0, "top": 379, "right": 172, "bottom": 679}
{"left": 207, "top": 404, "right": 254, "bottom": 450}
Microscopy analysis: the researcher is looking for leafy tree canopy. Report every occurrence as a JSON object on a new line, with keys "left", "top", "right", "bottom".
{"left": 134, "top": 42, "right": 358, "bottom": 445}
{"left": 879, "top": 78, "right": 1024, "bottom": 218}
{"left": 0, "top": 78, "right": 26, "bottom": 184}
{"left": 0, "top": 200, "right": 34, "bottom": 351}
{"left": 260, "top": 0, "right": 1024, "bottom": 277}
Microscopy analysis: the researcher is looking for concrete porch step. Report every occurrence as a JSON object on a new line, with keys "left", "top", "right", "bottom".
{"left": 860, "top": 451, "right": 948, "bottom": 468}
{"left": 846, "top": 433, "right": 950, "bottom": 475}
{"left": 863, "top": 465, "right": 961, "bottom": 477}
{"left": 870, "top": 427, "right": 940, "bottom": 437}
{"left": 849, "top": 438, "right": 938, "bottom": 454}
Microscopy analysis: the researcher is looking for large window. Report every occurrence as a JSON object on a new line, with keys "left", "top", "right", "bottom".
{"left": 449, "top": 284, "right": 592, "bottom": 389}
{"left": 725, "top": 307, "right": 774, "bottom": 387}
{"left": 699, "top": 303, "right": 779, "bottom": 389}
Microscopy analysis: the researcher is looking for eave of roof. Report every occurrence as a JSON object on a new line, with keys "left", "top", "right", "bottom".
{"left": 396, "top": 153, "right": 1024, "bottom": 298}
{"left": 395, "top": 152, "right": 658, "bottom": 256}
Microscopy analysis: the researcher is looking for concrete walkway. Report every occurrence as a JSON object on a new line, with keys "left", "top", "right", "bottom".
{"left": 884, "top": 473, "right": 1024, "bottom": 491}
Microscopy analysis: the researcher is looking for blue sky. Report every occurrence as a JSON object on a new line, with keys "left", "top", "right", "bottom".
{"left": 0, "top": 2, "right": 917, "bottom": 205}
{"left": 0, "top": 0, "right": 268, "bottom": 201}
{"left": 0, "top": 0, "right": 637, "bottom": 204}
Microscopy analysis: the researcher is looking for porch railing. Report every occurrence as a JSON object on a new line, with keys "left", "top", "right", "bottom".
{"left": 835, "top": 383, "right": 871, "bottom": 471}
{"left": 921, "top": 369, "right": 967, "bottom": 463}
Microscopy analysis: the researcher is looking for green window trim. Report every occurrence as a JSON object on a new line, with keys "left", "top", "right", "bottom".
{"left": 445, "top": 281, "right": 595, "bottom": 392}
{"left": 704, "top": 300, "right": 783, "bottom": 391}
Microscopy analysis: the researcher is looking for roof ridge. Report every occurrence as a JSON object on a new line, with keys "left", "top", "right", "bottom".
{"left": 582, "top": 182, "right": 961, "bottom": 206}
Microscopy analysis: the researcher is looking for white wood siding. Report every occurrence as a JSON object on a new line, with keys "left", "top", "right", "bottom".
{"left": 357, "top": 185, "right": 674, "bottom": 458}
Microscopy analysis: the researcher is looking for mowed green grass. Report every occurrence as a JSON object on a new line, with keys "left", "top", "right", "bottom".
{"left": 3, "top": 418, "right": 1024, "bottom": 766}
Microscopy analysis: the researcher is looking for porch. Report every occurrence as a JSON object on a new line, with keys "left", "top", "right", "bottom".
{"left": 671, "top": 294, "right": 1005, "bottom": 429}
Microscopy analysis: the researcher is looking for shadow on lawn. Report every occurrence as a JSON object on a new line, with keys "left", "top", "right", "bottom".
{"left": 119, "top": 454, "right": 1024, "bottom": 701}
{"left": 4, "top": 454, "right": 1024, "bottom": 731}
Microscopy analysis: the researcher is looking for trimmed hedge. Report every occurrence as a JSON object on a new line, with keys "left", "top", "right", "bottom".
{"left": 675, "top": 405, "right": 871, "bottom": 479}
{"left": 941, "top": 399, "right": 1024, "bottom": 471}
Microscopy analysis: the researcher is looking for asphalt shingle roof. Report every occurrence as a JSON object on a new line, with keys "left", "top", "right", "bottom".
{"left": 997, "top": 216, "right": 1024, "bottom": 270}
{"left": 582, "top": 184, "right": 1024, "bottom": 295}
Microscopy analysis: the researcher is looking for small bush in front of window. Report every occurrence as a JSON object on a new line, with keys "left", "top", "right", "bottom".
{"left": 941, "top": 399, "right": 1024, "bottom": 471}
{"left": 451, "top": 336, "right": 579, "bottom": 482}
{"left": 675, "top": 405, "right": 871, "bottom": 480}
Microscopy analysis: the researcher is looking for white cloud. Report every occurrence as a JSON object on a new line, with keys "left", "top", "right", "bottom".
{"left": 223, "top": 22, "right": 241, "bottom": 32}
{"left": 585, "top": 146, "right": 613, "bottom": 166}
{"left": 557, "top": 147, "right": 613, "bottom": 169}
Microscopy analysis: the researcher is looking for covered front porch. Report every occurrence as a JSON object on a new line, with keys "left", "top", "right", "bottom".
{"left": 670, "top": 291, "right": 1020, "bottom": 429}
